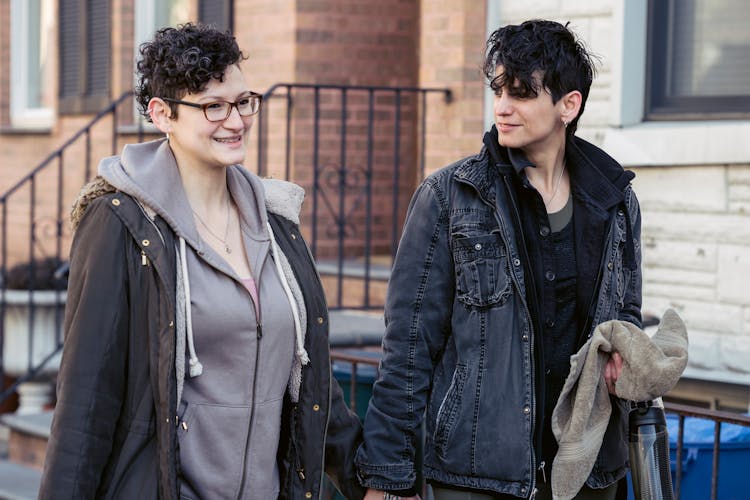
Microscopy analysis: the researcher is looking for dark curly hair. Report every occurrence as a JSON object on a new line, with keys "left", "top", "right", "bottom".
{"left": 135, "top": 23, "right": 247, "bottom": 121}
{"left": 483, "top": 19, "right": 597, "bottom": 136}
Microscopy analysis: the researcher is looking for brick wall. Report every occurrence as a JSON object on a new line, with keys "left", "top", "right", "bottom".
{"left": 419, "top": 0, "right": 487, "bottom": 173}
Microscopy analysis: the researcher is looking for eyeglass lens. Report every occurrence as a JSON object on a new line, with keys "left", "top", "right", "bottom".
{"left": 204, "top": 95, "right": 261, "bottom": 121}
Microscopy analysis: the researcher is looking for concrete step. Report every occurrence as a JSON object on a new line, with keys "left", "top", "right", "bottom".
{"left": 0, "top": 411, "right": 52, "bottom": 470}
{"left": 328, "top": 309, "right": 384, "bottom": 346}
{"left": 0, "top": 459, "right": 41, "bottom": 500}
{"left": 0, "top": 412, "right": 49, "bottom": 500}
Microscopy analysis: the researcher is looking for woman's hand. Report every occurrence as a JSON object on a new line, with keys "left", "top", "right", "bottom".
{"left": 364, "top": 488, "right": 420, "bottom": 500}
{"left": 604, "top": 351, "right": 623, "bottom": 395}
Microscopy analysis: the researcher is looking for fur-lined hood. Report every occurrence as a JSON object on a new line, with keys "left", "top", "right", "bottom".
{"left": 71, "top": 139, "right": 304, "bottom": 231}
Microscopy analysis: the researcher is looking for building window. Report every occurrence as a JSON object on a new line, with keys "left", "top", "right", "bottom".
{"left": 199, "top": 0, "right": 233, "bottom": 33}
{"left": 59, "top": 0, "right": 111, "bottom": 114}
{"left": 133, "top": 0, "right": 191, "bottom": 123}
{"left": 10, "top": 0, "right": 53, "bottom": 128}
{"left": 646, "top": 0, "right": 750, "bottom": 120}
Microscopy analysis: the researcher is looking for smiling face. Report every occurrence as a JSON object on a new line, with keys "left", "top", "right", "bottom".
{"left": 163, "top": 64, "right": 255, "bottom": 173}
{"left": 493, "top": 66, "right": 570, "bottom": 157}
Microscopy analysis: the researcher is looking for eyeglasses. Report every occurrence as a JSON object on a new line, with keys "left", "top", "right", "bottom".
{"left": 161, "top": 92, "right": 263, "bottom": 122}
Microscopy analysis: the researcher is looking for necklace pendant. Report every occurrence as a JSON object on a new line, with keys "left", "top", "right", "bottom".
{"left": 225, "top": 245, "right": 232, "bottom": 254}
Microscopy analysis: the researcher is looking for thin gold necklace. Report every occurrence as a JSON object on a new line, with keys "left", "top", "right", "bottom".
{"left": 192, "top": 196, "right": 232, "bottom": 254}
{"left": 545, "top": 161, "right": 566, "bottom": 208}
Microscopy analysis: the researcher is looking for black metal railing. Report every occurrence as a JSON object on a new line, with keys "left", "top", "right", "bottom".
{"left": 0, "top": 83, "right": 452, "bottom": 408}
{"left": 253, "top": 83, "right": 452, "bottom": 310}
{"left": 664, "top": 402, "right": 750, "bottom": 500}
{"left": 0, "top": 91, "right": 145, "bottom": 407}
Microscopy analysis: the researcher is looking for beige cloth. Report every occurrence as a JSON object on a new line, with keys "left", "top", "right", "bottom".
{"left": 550, "top": 309, "right": 688, "bottom": 500}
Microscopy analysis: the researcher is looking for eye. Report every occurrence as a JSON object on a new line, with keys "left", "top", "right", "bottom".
{"left": 237, "top": 97, "right": 251, "bottom": 106}
{"left": 205, "top": 102, "right": 225, "bottom": 110}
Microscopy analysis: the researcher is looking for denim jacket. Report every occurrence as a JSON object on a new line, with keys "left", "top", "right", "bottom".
{"left": 356, "top": 134, "right": 642, "bottom": 498}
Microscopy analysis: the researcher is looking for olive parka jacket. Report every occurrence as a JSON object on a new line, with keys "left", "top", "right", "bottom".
{"left": 38, "top": 174, "right": 364, "bottom": 500}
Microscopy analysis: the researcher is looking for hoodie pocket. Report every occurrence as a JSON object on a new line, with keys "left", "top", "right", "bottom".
{"left": 176, "top": 402, "right": 252, "bottom": 499}
{"left": 433, "top": 363, "right": 468, "bottom": 459}
{"left": 452, "top": 231, "right": 511, "bottom": 308}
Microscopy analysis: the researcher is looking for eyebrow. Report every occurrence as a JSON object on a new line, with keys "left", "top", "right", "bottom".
{"left": 195, "top": 91, "right": 254, "bottom": 102}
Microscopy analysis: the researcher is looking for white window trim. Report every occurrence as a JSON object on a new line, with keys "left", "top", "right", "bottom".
{"left": 10, "top": 0, "right": 53, "bottom": 130}
{"left": 605, "top": 0, "right": 750, "bottom": 167}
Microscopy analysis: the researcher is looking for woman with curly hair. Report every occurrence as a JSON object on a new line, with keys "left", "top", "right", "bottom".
{"left": 38, "top": 23, "right": 363, "bottom": 500}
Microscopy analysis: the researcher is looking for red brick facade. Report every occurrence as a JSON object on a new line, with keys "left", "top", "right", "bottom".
{"left": 0, "top": 0, "right": 487, "bottom": 265}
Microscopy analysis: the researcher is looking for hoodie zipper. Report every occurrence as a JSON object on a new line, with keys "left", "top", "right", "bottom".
{"left": 236, "top": 262, "right": 265, "bottom": 500}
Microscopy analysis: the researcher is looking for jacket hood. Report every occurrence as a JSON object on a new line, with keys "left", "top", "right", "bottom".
{"left": 97, "top": 138, "right": 270, "bottom": 250}
{"left": 72, "top": 138, "right": 305, "bottom": 232}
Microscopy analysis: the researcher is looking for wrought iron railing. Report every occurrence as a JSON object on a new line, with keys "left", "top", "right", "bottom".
{"left": 664, "top": 402, "right": 750, "bottom": 500}
{"left": 0, "top": 83, "right": 453, "bottom": 408}
{"left": 0, "top": 91, "right": 145, "bottom": 407}
{"left": 253, "top": 83, "right": 452, "bottom": 310}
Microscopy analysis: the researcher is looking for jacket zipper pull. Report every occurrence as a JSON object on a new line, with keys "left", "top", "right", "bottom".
{"left": 141, "top": 250, "right": 148, "bottom": 266}
{"left": 538, "top": 460, "right": 547, "bottom": 483}
{"left": 257, "top": 322, "right": 263, "bottom": 339}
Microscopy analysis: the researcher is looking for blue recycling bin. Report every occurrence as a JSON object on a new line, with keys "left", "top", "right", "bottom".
{"left": 331, "top": 348, "right": 381, "bottom": 420}
{"left": 323, "top": 349, "right": 381, "bottom": 500}
{"left": 628, "top": 413, "right": 750, "bottom": 499}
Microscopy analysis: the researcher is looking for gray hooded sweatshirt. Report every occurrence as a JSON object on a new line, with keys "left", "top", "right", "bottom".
{"left": 99, "top": 138, "right": 308, "bottom": 499}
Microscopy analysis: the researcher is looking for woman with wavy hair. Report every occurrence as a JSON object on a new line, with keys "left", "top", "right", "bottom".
{"left": 39, "top": 23, "right": 363, "bottom": 500}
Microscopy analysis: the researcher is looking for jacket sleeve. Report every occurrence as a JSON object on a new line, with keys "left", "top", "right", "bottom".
{"left": 355, "top": 181, "right": 453, "bottom": 493}
{"left": 39, "top": 198, "right": 131, "bottom": 499}
{"left": 324, "top": 379, "right": 366, "bottom": 500}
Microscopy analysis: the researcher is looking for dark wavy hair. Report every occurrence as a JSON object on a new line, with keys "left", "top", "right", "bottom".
{"left": 135, "top": 23, "right": 247, "bottom": 121}
{"left": 483, "top": 19, "right": 597, "bottom": 136}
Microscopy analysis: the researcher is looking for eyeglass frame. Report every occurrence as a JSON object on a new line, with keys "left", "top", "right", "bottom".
{"left": 160, "top": 91, "right": 263, "bottom": 122}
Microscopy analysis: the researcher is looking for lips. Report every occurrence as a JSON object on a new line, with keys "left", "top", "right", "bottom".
{"left": 497, "top": 123, "right": 519, "bottom": 133}
{"left": 214, "top": 135, "right": 242, "bottom": 144}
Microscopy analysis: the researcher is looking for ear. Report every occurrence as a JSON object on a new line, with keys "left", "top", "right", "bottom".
{"left": 148, "top": 97, "right": 173, "bottom": 135}
{"left": 559, "top": 90, "right": 583, "bottom": 126}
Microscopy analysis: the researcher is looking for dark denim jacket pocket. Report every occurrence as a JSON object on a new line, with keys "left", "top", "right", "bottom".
{"left": 434, "top": 363, "right": 468, "bottom": 458}
{"left": 452, "top": 232, "right": 511, "bottom": 308}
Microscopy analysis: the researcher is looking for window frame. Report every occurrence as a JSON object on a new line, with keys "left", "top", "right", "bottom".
{"left": 645, "top": 0, "right": 750, "bottom": 121}
{"left": 10, "top": 0, "right": 54, "bottom": 129}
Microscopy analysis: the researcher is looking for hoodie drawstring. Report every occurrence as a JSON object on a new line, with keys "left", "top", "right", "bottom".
{"left": 266, "top": 222, "right": 310, "bottom": 366}
{"left": 180, "top": 236, "right": 204, "bottom": 377}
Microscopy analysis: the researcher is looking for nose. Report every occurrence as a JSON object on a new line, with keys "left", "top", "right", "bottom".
{"left": 494, "top": 93, "right": 513, "bottom": 117}
{"left": 223, "top": 104, "right": 247, "bottom": 129}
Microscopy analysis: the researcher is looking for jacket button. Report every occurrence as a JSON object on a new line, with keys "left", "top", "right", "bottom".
{"left": 523, "top": 406, "right": 530, "bottom": 414}
{"left": 169, "top": 321, "right": 174, "bottom": 327}
{"left": 545, "top": 270, "right": 555, "bottom": 281}
{"left": 474, "top": 243, "right": 482, "bottom": 251}
{"left": 539, "top": 226, "right": 550, "bottom": 237}
{"left": 513, "top": 258, "right": 521, "bottom": 267}
{"left": 313, "top": 404, "right": 320, "bottom": 411}
{"left": 522, "top": 334, "right": 529, "bottom": 341}
{"left": 291, "top": 233, "right": 297, "bottom": 240}
{"left": 142, "top": 239, "right": 150, "bottom": 247}
{"left": 317, "top": 317, "right": 324, "bottom": 324}
{"left": 305, "top": 492, "right": 312, "bottom": 498}
{"left": 607, "top": 262, "right": 613, "bottom": 270}
{"left": 298, "top": 469, "right": 305, "bottom": 480}
{"left": 111, "top": 199, "right": 120, "bottom": 206}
